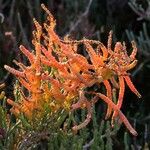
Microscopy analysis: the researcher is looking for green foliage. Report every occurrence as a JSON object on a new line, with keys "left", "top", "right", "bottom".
{"left": 0, "top": 97, "right": 123, "bottom": 150}
{"left": 129, "top": 0, "right": 150, "bottom": 21}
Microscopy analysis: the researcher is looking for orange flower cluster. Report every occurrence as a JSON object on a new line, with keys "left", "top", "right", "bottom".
{"left": 4, "top": 4, "right": 141, "bottom": 136}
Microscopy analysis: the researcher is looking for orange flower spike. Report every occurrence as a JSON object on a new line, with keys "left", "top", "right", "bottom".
{"left": 42, "top": 34, "right": 51, "bottom": 50}
{"left": 42, "top": 83, "right": 52, "bottom": 102}
{"left": 107, "top": 30, "right": 114, "bottom": 54}
{"left": 19, "top": 101, "right": 36, "bottom": 118}
{"left": 41, "top": 4, "right": 60, "bottom": 50}
{"left": 42, "top": 74, "right": 65, "bottom": 101}
{"left": 4, "top": 65, "right": 25, "bottom": 78}
{"left": 105, "top": 32, "right": 141, "bottom": 99}
{"left": 18, "top": 77, "right": 34, "bottom": 92}
{"left": 33, "top": 18, "right": 42, "bottom": 42}
{"left": 42, "top": 19, "right": 68, "bottom": 71}
{"left": 67, "top": 64, "right": 92, "bottom": 86}
{"left": 51, "top": 87, "right": 65, "bottom": 102}
{"left": 119, "top": 110, "right": 137, "bottom": 136}
{"left": 130, "top": 41, "right": 137, "bottom": 61}
{"left": 103, "top": 80, "right": 112, "bottom": 98}
{"left": 41, "top": 46, "right": 67, "bottom": 73}
{"left": 41, "top": 4, "right": 56, "bottom": 29}
{"left": 84, "top": 41, "right": 104, "bottom": 68}
{"left": 103, "top": 80, "right": 113, "bottom": 119}
{"left": 19, "top": 45, "right": 34, "bottom": 64}
{"left": 34, "top": 42, "right": 42, "bottom": 75}
{"left": 24, "top": 68, "right": 35, "bottom": 83}
{"left": 69, "top": 55, "right": 93, "bottom": 72}
{"left": 44, "top": 24, "right": 60, "bottom": 44}
{"left": 117, "top": 76, "right": 125, "bottom": 108}
{"left": 67, "top": 62, "right": 80, "bottom": 74}
{"left": 112, "top": 76, "right": 125, "bottom": 120}
{"left": 81, "top": 77, "right": 98, "bottom": 88}
{"left": 13, "top": 60, "right": 27, "bottom": 71}
{"left": 41, "top": 46, "right": 55, "bottom": 61}
{"left": 60, "top": 42, "right": 73, "bottom": 56}
{"left": 108, "top": 40, "right": 137, "bottom": 74}
{"left": 121, "top": 60, "right": 137, "bottom": 71}
{"left": 32, "top": 76, "right": 42, "bottom": 94}
{"left": 60, "top": 44, "right": 93, "bottom": 72}
{"left": 114, "top": 42, "right": 123, "bottom": 54}
{"left": 94, "top": 93, "right": 137, "bottom": 136}
{"left": 32, "top": 19, "right": 42, "bottom": 75}
{"left": 97, "top": 43, "right": 109, "bottom": 61}
{"left": 124, "top": 76, "right": 141, "bottom": 98}
{"left": 41, "top": 58, "right": 60, "bottom": 71}
{"left": 42, "top": 74, "right": 61, "bottom": 88}
{"left": 43, "top": 15, "right": 60, "bottom": 45}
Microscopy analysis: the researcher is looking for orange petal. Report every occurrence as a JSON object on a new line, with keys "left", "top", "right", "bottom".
{"left": 124, "top": 76, "right": 141, "bottom": 98}
{"left": 4, "top": 65, "right": 25, "bottom": 78}
{"left": 130, "top": 41, "right": 137, "bottom": 61}
{"left": 112, "top": 76, "right": 125, "bottom": 121}
{"left": 103, "top": 80, "right": 113, "bottom": 119}
{"left": 20, "top": 45, "right": 34, "bottom": 64}
{"left": 93, "top": 92, "right": 137, "bottom": 136}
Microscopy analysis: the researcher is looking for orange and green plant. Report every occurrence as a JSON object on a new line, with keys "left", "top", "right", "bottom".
{"left": 3, "top": 3, "right": 141, "bottom": 141}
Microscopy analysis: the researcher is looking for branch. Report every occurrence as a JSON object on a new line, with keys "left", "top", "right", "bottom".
{"left": 67, "top": 0, "right": 93, "bottom": 35}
